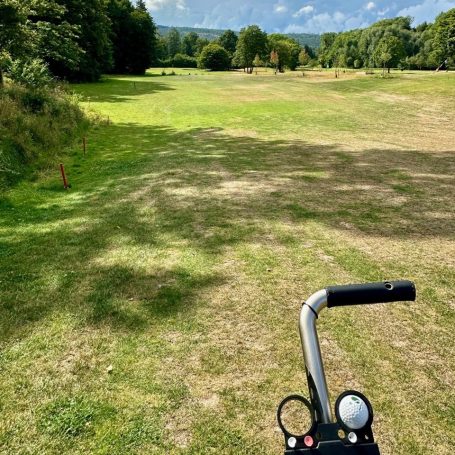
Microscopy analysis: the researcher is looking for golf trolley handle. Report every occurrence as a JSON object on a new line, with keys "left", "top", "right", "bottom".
{"left": 299, "top": 281, "right": 416, "bottom": 425}
{"left": 326, "top": 280, "right": 416, "bottom": 307}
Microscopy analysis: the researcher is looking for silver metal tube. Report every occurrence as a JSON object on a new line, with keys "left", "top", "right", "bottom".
{"left": 299, "top": 289, "right": 333, "bottom": 423}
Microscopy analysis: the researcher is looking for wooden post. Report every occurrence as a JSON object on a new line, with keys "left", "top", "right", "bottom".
{"left": 60, "top": 164, "right": 70, "bottom": 189}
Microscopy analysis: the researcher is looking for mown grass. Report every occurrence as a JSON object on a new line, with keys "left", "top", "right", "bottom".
{"left": 0, "top": 69, "right": 454, "bottom": 454}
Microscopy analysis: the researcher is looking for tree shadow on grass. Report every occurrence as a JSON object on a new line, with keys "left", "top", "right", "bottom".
{"left": 71, "top": 78, "right": 175, "bottom": 103}
{"left": 0, "top": 123, "right": 454, "bottom": 341}
{"left": 84, "top": 265, "right": 225, "bottom": 330}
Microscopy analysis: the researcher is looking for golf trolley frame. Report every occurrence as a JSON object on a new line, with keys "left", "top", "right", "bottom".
{"left": 277, "top": 281, "right": 416, "bottom": 454}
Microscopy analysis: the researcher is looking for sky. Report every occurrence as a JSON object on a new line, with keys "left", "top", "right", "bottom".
{"left": 144, "top": 0, "right": 455, "bottom": 33}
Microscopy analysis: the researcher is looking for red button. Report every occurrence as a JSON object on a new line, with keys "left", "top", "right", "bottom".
{"left": 304, "top": 435, "right": 314, "bottom": 447}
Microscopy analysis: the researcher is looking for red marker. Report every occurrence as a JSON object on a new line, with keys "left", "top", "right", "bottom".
{"left": 60, "top": 163, "right": 70, "bottom": 189}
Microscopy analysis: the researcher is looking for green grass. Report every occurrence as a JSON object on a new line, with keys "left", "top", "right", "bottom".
{"left": 0, "top": 69, "right": 454, "bottom": 454}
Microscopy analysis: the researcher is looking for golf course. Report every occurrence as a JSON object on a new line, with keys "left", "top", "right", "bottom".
{"left": 0, "top": 69, "right": 454, "bottom": 454}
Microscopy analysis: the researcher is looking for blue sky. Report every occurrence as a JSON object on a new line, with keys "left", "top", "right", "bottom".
{"left": 145, "top": 0, "right": 455, "bottom": 33}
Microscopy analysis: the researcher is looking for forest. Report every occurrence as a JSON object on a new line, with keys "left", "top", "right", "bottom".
{"left": 318, "top": 13, "right": 455, "bottom": 71}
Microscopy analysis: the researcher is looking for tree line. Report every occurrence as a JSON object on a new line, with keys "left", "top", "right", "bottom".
{"left": 0, "top": 0, "right": 156, "bottom": 85}
{"left": 0, "top": 1, "right": 317, "bottom": 82}
{"left": 1, "top": 1, "right": 454, "bottom": 86}
{"left": 164, "top": 10, "right": 454, "bottom": 73}
{"left": 318, "top": 9, "right": 455, "bottom": 72}
{"left": 158, "top": 26, "right": 316, "bottom": 72}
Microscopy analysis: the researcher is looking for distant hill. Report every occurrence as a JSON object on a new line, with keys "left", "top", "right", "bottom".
{"left": 284, "top": 33, "right": 320, "bottom": 49}
{"left": 157, "top": 25, "right": 320, "bottom": 49}
{"left": 157, "top": 25, "right": 228, "bottom": 42}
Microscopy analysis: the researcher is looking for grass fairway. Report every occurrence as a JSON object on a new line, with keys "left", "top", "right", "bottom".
{"left": 1, "top": 69, "right": 454, "bottom": 454}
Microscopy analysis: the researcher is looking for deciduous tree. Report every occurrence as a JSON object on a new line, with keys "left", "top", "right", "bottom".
{"left": 51, "top": 0, "right": 112, "bottom": 81}
{"left": 268, "top": 34, "right": 300, "bottom": 71}
{"left": 374, "top": 35, "right": 405, "bottom": 74}
{"left": 270, "top": 50, "right": 279, "bottom": 74}
{"left": 217, "top": 30, "right": 238, "bottom": 57}
{"left": 107, "top": 0, "right": 157, "bottom": 75}
{"left": 299, "top": 48, "right": 310, "bottom": 66}
{"left": 235, "top": 25, "right": 267, "bottom": 74}
{"left": 167, "top": 28, "right": 182, "bottom": 58}
{"left": 252, "top": 54, "right": 262, "bottom": 74}
{"left": 182, "top": 32, "right": 199, "bottom": 57}
{"left": 195, "top": 37, "right": 210, "bottom": 56}
{"left": 432, "top": 8, "right": 455, "bottom": 66}
{"left": 127, "top": 5, "right": 157, "bottom": 74}
{"left": 0, "top": 0, "right": 81, "bottom": 76}
{"left": 298, "top": 48, "right": 310, "bottom": 76}
{"left": 198, "top": 43, "right": 230, "bottom": 71}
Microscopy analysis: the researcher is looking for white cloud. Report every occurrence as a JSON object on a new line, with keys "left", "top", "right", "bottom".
{"left": 293, "top": 5, "right": 314, "bottom": 17}
{"left": 377, "top": 7, "right": 390, "bottom": 16}
{"left": 146, "top": 0, "right": 166, "bottom": 10}
{"left": 344, "top": 15, "right": 369, "bottom": 29}
{"left": 195, "top": 4, "right": 265, "bottom": 30}
{"left": 365, "top": 2, "right": 375, "bottom": 10}
{"left": 146, "top": 0, "right": 187, "bottom": 12}
{"left": 284, "top": 24, "right": 304, "bottom": 33}
{"left": 147, "top": 0, "right": 455, "bottom": 35}
{"left": 397, "top": 0, "right": 455, "bottom": 24}
{"left": 286, "top": 10, "right": 348, "bottom": 34}
{"left": 285, "top": 9, "right": 370, "bottom": 34}
{"left": 274, "top": 4, "right": 288, "bottom": 13}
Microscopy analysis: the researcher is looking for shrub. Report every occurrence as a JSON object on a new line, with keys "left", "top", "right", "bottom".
{"left": 0, "top": 51, "right": 12, "bottom": 87}
{"left": 171, "top": 54, "right": 198, "bottom": 68}
{"left": 0, "top": 82, "right": 89, "bottom": 189}
{"left": 158, "top": 59, "right": 173, "bottom": 68}
{"left": 159, "top": 55, "right": 198, "bottom": 69}
{"left": 198, "top": 44, "right": 231, "bottom": 71}
{"left": 7, "top": 59, "right": 53, "bottom": 89}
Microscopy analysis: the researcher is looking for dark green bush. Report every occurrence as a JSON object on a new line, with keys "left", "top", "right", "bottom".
{"left": 198, "top": 44, "right": 231, "bottom": 71}
{"left": 171, "top": 54, "right": 198, "bottom": 68}
{"left": 158, "top": 59, "right": 173, "bottom": 68}
{"left": 15, "top": 89, "right": 49, "bottom": 114}
{"left": 158, "top": 54, "right": 198, "bottom": 69}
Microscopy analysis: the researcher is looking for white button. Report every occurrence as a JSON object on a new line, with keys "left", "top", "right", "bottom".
{"left": 348, "top": 432, "right": 358, "bottom": 444}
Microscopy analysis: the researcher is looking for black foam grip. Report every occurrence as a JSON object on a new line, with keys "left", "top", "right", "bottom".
{"left": 326, "top": 280, "right": 416, "bottom": 308}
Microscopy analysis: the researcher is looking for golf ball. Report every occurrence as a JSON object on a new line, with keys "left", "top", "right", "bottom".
{"left": 338, "top": 395, "right": 369, "bottom": 429}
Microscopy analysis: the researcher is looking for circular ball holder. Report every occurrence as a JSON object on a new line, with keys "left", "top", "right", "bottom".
{"left": 335, "top": 390, "right": 375, "bottom": 444}
{"left": 277, "top": 395, "right": 317, "bottom": 450}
